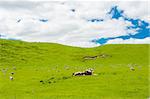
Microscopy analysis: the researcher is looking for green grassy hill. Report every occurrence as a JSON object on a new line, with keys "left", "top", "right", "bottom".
{"left": 0, "top": 39, "right": 149, "bottom": 99}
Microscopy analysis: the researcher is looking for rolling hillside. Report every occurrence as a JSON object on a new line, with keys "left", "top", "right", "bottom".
{"left": 0, "top": 39, "right": 149, "bottom": 99}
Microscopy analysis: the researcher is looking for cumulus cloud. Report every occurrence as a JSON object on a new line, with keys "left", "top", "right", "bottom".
{"left": 116, "top": 1, "right": 150, "bottom": 22}
{"left": 0, "top": 1, "right": 149, "bottom": 47}
{"left": 107, "top": 37, "right": 150, "bottom": 44}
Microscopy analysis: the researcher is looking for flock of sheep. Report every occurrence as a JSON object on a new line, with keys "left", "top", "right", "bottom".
{"left": 1, "top": 64, "right": 136, "bottom": 81}
{"left": 1, "top": 67, "right": 95, "bottom": 82}
{"left": 1, "top": 67, "right": 16, "bottom": 81}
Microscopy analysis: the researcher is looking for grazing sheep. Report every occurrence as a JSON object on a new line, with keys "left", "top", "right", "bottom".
{"left": 11, "top": 72, "right": 14, "bottom": 75}
{"left": 84, "top": 68, "right": 94, "bottom": 75}
{"left": 130, "top": 66, "right": 135, "bottom": 71}
{"left": 72, "top": 72, "right": 85, "bottom": 76}
{"left": 10, "top": 76, "right": 13, "bottom": 81}
{"left": 128, "top": 64, "right": 135, "bottom": 71}
{"left": 72, "top": 68, "right": 94, "bottom": 76}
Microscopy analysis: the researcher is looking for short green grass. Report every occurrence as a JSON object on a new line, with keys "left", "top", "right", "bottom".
{"left": 0, "top": 39, "right": 149, "bottom": 99}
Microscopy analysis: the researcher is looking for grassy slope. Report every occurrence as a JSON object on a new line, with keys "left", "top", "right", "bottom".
{"left": 0, "top": 39, "right": 149, "bottom": 99}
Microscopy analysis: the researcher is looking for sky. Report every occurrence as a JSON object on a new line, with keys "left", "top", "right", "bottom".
{"left": 0, "top": 0, "right": 149, "bottom": 47}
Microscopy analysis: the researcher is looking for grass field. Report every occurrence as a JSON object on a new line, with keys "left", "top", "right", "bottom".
{"left": 0, "top": 39, "right": 149, "bottom": 99}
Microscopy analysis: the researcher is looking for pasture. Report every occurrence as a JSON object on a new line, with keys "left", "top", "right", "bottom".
{"left": 0, "top": 39, "right": 149, "bottom": 99}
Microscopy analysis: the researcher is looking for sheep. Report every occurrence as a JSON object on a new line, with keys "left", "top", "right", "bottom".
{"left": 72, "top": 68, "right": 94, "bottom": 76}
{"left": 130, "top": 66, "right": 135, "bottom": 71}
{"left": 11, "top": 72, "right": 14, "bottom": 75}
{"left": 72, "top": 72, "right": 85, "bottom": 76}
{"left": 128, "top": 64, "right": 135, "bottom": 71}
{"left": 84, "top": 68, "right": 94, "bottom": 75}
{"left": 10, "top": 76, "right": 13, "bottom": 81}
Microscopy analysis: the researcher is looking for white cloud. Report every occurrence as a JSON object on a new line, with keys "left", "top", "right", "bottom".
{"left": 0, "top": 1, "right": 149, "bottom": 47}
{"left": 107, "top": 37, "right": 150, "bottom": 44}
{"left": 117, "top": 1, "right": 150, "bottom": 22}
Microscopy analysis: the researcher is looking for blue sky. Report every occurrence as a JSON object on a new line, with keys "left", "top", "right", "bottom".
{"left": 0, "top": 1, "right": 149, "bottom": 47}
{"left": 92, "top": 6, "right": 150, "bottom": 45}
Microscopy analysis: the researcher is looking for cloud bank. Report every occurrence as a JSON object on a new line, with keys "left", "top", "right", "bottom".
{"left": 0, "top": 1, "right": 149, "bottom": 47}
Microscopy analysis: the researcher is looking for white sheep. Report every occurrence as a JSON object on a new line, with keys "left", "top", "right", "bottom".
{"left": 130, "top": 66, "right": 135, "bottom": 71}
{"left": 10, "top": 76, "right": 13, "bottom": 81}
